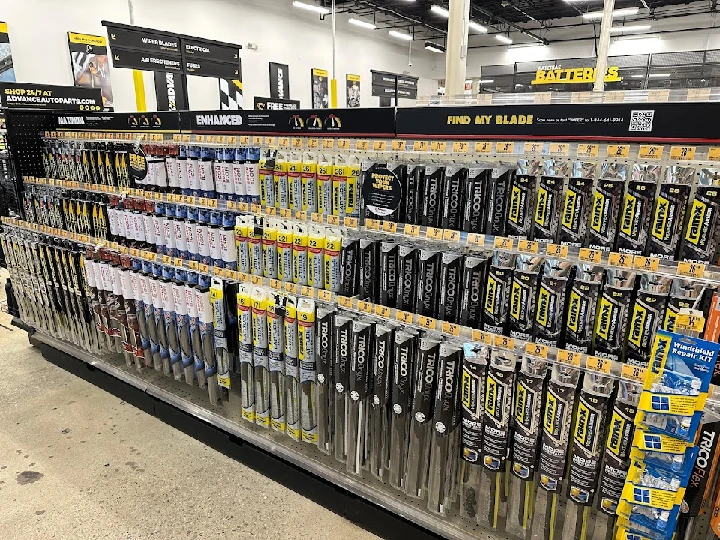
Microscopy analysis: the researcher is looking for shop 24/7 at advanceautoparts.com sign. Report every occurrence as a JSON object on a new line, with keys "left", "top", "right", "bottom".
{"left": 0, "top": 82, "right": 104, "bottom": 111}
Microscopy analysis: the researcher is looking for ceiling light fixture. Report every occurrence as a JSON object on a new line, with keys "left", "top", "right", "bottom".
{"left": 508, "top": 42, "right": 544, "bottom": 49}
{"left": 496, "top": 34, "right": 513, "bottom": 44}
{"left": 648, "top": 73, "right": 671, "bottom": 78}
{"left": 583, "top": 7, "right": 639, "bottom": 19}
{"left": 292, "top": 1, "right": 330, "bottom": 15}
{"left": 425, "top": 41, "right": 446, "bottom": 53}
{"left": 348, "top": 17, "right": 376, "bottom": 30}
{"left": 389, "top": 30, "right": 413, "bottom": 41}
{"left": 468, "top": 21, "right": 488, "bottom": 33}
{"left": 431, "top": 5, "right": 450, "bottom": 17}
{"left": 610, "top": 24, "right": 651, "bottom": 33}
{"left": 479, "top": 79, "right": 495, "bottom": 84}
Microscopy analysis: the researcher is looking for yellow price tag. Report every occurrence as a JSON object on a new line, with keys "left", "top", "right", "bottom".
{"left": 356, "top": 140, "right": 370, "bottom": 151}
{"left": 677, "top": 261, "right": 705, "bottom": 278}
{"left": 577, "top": 143, "right": 599, "bottom": 158}
{"left": 518, "top": 239, "right": 539, "bottom": 254}
{"left": 365, "top": 218, "right": 380, "bottom": 231}
{"left": 426, "top": 227, "right": 443, "bottom": 241}
{"left": 413, "top": 141, "right": 429, "bottom": 152}
{"left": 318, "top": 289, "right": 332, "bottom": 302}
{"left": 338, "top": 296, "right": 353, "bottom": 309}
{"left": 441, "top": 321, "right": 461, "bottom": 337}
{"left": 633, "top": 255, "right": 660, "bottom": 272}
{"left": 250, "top": 274, "right": 263, "bottom": 285}
{"left": 557, "top": 349, "right": 581, "bottom": 367}
{"left": 188, "top": 261, "right": 199, "bottom": 270}
{"left": 475, "top": 141, "right": 493, "bottom": 153}
{"left": 496, "top": 142, "right": 515, "bottom": 154}
{"left": 266, "top": 206, "right": 277, "bottom": 216}
{"left": 227, "top": 200, "right": 237, "bottom": 210}
{"left": 307, "top": 138, "right": 319, "bottom": 149}
{"left": 251, "top": 204, "right": 262, "bottom": 214}
{"left": 285, "top": 282, "right": 299, "bottom": 295}
{"left": 586, "top": 355, "right": 612, "bottom": 374}
{"left": 343, "top": 217, "right": 358, "bottom": 228}
{"left": 239, "top": 202, "right": 250, "bottom": 213}
{"left": 392, "top": 140, "right": 407, "bottom": 151}
{"left": 396, "top": 310, "right": 413, "bottom": 324}
{"left": 494, "top": 236, "right": 514, "bottom": 250}
{"left": 291, "top": 138, "right": 303, "bottom": 148}
{"left": 264, "top": 136, "right": 276, "bottom": 147}
{"left": 311, "top": 213, "right": 324, "bottom": 224}
{"left": 549, "top": 143, "right": 569, "bottom": 156}
{"left": 639, "top": 145, "right": 664, "bottom": 160}
{"left": 374, "top": 305, "right": 391, "bottom": 318}
{"left": 607, "top": 144, "right": 630, "bottom": 158}
{"left": 670, "top": 146, "right": 696, "bottom": 161}
{"left": 621, "top": 364, "right": 647, "bottom": 383}
{"left": 443, "top": 229, "right": 461, "bottom": 243}
{"left": 524, "top": 142, "right": 543, "bottom": 154}
{"left": 337, "top": 139, "right": 350, "bottom": 150}
{"left": 493, "top": 335, "right": 515, "bottom": 351}
{"left": 320, "top": 138, "right": 334, "bottom": 150}
{"left": 708, "top": 148, "right": 720, "bottom": 162}
{"left": 579, "top": 248, "right": 602, "bottom": 264}
{"left": 373, "top": 140, "right": 388, "bottom": 151}
{"left": 207, "top": 199, "right": 218, "bottom": 208}
{"left": 608, "top": 252, "right": 633, "bottom": 268}
{"left": 162, "top": 255, "right": 172, "bottom": 265}
{"left": 196, "top": 135, "right": 205, "bottom": 143}
{"left": 452, "top": 141, "right": 470, "bottom": 153}
{"left": 525, "top": 342, "right": 549, "bottom": 359}
{"left": 327, "top": 215, "right": 340, "bottom": 226}
{"left": 252, "top": 136, "right": 263, "bottom": 146}
{"left": 279, "top": 208, "right": 291, "bottom": 219}
{"left": 199, "top": 263, "right": 210, "bottom": 274}
{"left": 430, "top": 141, "right": 447, "bottom": 152}
{"left": 418, "top": 316, "right": 437, "bottom": 330}
{"left": 174, "top": 257, "right": 184, "bottom": 268}
{"left": 472, "top": 329, "right": 492, "bottom": 345}
{"left": 213, "top": 266, "right": 224, "bottom": 277}
{"left": 278, "top": 137, "right": 289, "bottom": 147}
{"left": 381, "top": 221, "right": 397, "bottom": 233}
{"left": 404, "top": 224, "right": 421, "bottom": 237}
{"left": 546, "top": 243, "right": 569, "bottom": 258}
{"left": 269, "top": 278, "right": 281, "bottom": 290}
{"left": 467, "top": 233, "right": 485, "bottom": 246}
{"left": 300, "top": 286, "right": 313, "bottom": 298}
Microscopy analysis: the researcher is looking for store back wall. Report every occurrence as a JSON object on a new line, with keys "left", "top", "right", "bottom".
{"left": 0, "top": 0, "right": 439, "bottom": 110}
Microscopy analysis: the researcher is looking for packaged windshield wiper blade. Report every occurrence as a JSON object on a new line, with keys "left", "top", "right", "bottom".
{"left": 477, "top": 349, "right": 516, "bottom": 530}
{"left": 237, "top": 284, "right": 255, "bottom": 423}
{"left": 459, "top": 344, "right": 489, "bottom": 522}
{"left": 267, "top": 293, "right": 286, "bottom": 433}
{"left": 506, "top": 355, "right": 548, "bottom": 538}
{"left": 591, "top": 379, "right": 641, "bottom": 540}
{"left": 588, "top": 164, "right": 627, "bottom": 251}
{"left": 380, "top": 241, "right": 398, "bottom": 308}
{"left": 389, "top": 331, "right": 416, "bottom": 491}
{"left": 422, "top": 165, "right": 445, "bottom": 228}
{"left": 427, "top": 343, "right": 463, "bottom": 515}
{"left": 626, "top": 274, "right": 672, "bottom": 367}
{"left": 334, "top": 315, "right": 353, "bottom": 463}
{"left": 594, "top": 269, "right": 637, "bottom": 363}
{"left": 316, "top": 308, "right": 335, "bottom": 454}
{"left": 415, "top": 248, "right": 441, "bottom": 319}
{"left": 347, "top": 319, "right": 374, "bottom": 476}
{"left": 462, "top": 166, "right": 490, "bottom": 234}
{"left": 404, "top": 337, "right": 440, "bottom": 499}
{"left": 506, "top": 161, "right": 540, "bottom": 239}
{"left": 559, "top": 162, "right": 596, "bottom": 247}
{"left": 396, "top": 245, "right": 417, "bottom": 313}
{"left": 561, "top": 373, "right": 614, "bottom": 540}
{"left": 534, "top": 259, "right": 574, "bottom": 348}
{"left": 483, "top": 252, "right": 516, "bottom": 335}
{"left": 252, "top": 287, "right": 271, "bottom": 429}
{"left": 298, "top": 298, "right": 317, "bottom": 445}
{"left": 565, "top": 264, "right": 605, "bottom": 354}
{"left": 370, "top": 324, "right": 394, "bottom": 482}
{"left": 681, "top": 167, "right": 720, "bottom": 263}
{"left": 460, "top": 254, "right": 488, "bottom": 330}
{"left": 509, "top": 254, "right": 543, "bottom": 341}
{"left": 442, "top": 166, "right": 467, "bottom": 231}
{"left": 648, "top": 166, "right": 694, "bottom": 260}
{"left": 210, "top": 277, "right": 231, "bottom": 402}
{"left": 284, "top": 296, "right": 300, "bottom": 441}
{"left": 530, "top": 362, "right": 581, "bottom": 540}
{"left": 617, "top": 164, "right": 661, "bottom": 256}
{"left": 438, "top": 252, "right": 463, "bottom": 324}
{"left": 405, "top": 165, "right": 424, "bottom": 226}
{"left": 534, "top": 160, "right": 569, "bottom": 244}
{"left": 662, "top": 279, "right": 706, "bottom": 334}
{"left": 359, "top": 239, "right": 379, "bottom": 303}
{"left": 487, "top": 168, "right": 511, "bottom": 236}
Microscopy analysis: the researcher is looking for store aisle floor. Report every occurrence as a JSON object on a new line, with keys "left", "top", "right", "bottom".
{"left": 0, "top": 308, "right": 378, "bottom": 539}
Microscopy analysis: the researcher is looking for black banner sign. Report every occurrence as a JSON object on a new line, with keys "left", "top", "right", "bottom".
{"left": 254, "top": 97, "right": 300, "bottom": 110}
{"left": 107, "top": 27, "right": 180, "bottom": 54}
{"left": 183, "top": 39, "right": 239, "bottom": 64}
{"left": 269, "top": 62, "right": 290, "bottom": 99}
{"left": 397, "top": 76, "right": 418, "bottom": 90}
{"left": 54, "top": 111, "right": 181, "bottom": 131}
{"left": 154, "top": 72, "right": 188, "bottom": 111}
{"left": 180, "top": 107, "right": 396, "bottom": 136}
{"left": 395, "top": 103, "right": 720, "bottom": 143}
{"left": 372, "top": 71, "right": 396, "bottom": 88}
{"left": 185, "top": 58, "right": 240, "bottom": 78}
{"left": 111, "top": 48, "right": 182, "bottom": 72}
{"left": 0, "top": 82, "right": 103, "bottom": 111}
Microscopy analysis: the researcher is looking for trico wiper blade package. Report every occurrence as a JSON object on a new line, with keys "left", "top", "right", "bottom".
{"left": 588, "top": 163, "right": 627, "bottom": 251}
{"left": 315, "top": 307, "right": 335, "bottom": 455}
{"left": 441, "top": 166, "right": 466, "bottom": 231}
{"left": 636, "top": 331, "right": 720, "bottom": 442}
{"left": 559, "top": 161, "right": 596, "bottom": 247}
{"left": 680, "top": 167, "right": 720, "bottom": 263}
{"left": 647, "top": 166, "right": 695, "bottom": 260}
{"left": 617, "top": 164, "right": 661, "bottom": 256}
{"left": 462, "top": 166, "right": 491, "bottom": 234}
{"left": 388, "top": 330, "right": 417, "bottom": 491}
{"left": 486, "top": 167, "right": 511, "bottom": 237}
{"left": 422, "top": 164, "right": 445, "bottom": 228}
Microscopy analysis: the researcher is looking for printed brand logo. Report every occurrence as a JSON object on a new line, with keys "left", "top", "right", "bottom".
{"left": 607, "top": 412, "right": 625, "bottom": 455}
{"left": 461, "top": 369, "right": 472, "bottom": 410}
{"left": 652, "top": 196, "right": 669, "bottom": 240}
{"left": 695, "top": 429, "right": 717, "bottom": 469}
{"left": 562, "top": 189, "right": 576, "bottom": 229}
{"left": 485, "top": 275, "right": 497, "bottom": 314}
{"left": 536, "top": 286, "right": 551, "bottom": 328}
{"left": 398, "top": 346, "right": 409, "bottom": 379}
{"left": 686, "top": 199, "right": 707, "bottom": 246}
{"left": 422, "top": 257, "right": 436, "bottom": 312}
{"left": 544, "top": 392, "right": 557, "bottom": 434}
{"left": 508, "top": 185, "right": 521, "bottom": 224}
{"left": 515, "top": 384, "right": 527, "bottom": 425}
{"left": 356, "top": 334, "right": 367, "bottom": 374}
{"left": 485, "top": 376, "right": 498, "bottom": 418}
{"left": 446, "top": 265, "right": 458, "bottom": 308}
{"left": 164, "top": 73, "right": 177, "bottom": 110}
{"left": 444, "top": 360, "right": 455, "bottom": 396}
{"left": 376, "top": 340, "right": 386, "bottom": 374}
{"left": 276, "top": 67, "right": 285, "bottom": 99}
{"left": 628, "top": 304, "right": 647, "bottom": 348}
{"left": 58, "top": 116, "right": 85, "bottom": 125}
{"left": 535, "top": 187, "right": 548, "bottom": 226}
{"left": 195, "top": 114, "right": 243, "bottom": 126}
{"left": 651, "top": 333, "right": 671, "bottom": 374}
{"left": 510, "top": 280, "right": 522, "bottom": 320}
{"left": 596, "top": 297, "right": 613, "bottom": 340}
{"left": 423, "top": 350, "right": 437, "bottom": 398}
{"left": 591, "top": 191, "right": 605, "bottom": 233}
{"left": 620, "top": 193, "right": 637, "bottom": 236}
{"left": 574, "top": 401, "right": 590, "bottom": 446}
{"left": 339, "top": 328, "right": 349, "bottom": 362}
{"left": 567, "top": 290, "right": 581, "bottom": 333}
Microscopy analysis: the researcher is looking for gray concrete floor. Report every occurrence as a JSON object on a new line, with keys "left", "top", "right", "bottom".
{"left": 0, "top": 271, "right": 377, "bottom": 539}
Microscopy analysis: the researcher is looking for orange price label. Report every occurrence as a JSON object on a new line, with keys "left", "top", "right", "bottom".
{"left": 318, "top": 289, "right": 332, "bottom": 302}
{"left": 494, "top": 236, "right": 514, "bottom": 250}
{"left": 207, "top": 199, "right": 218, "bottom": 208}
{"left": 381, "top": 221, "right": 397, "bottom": 233}
{"left": 518, "top": 239, "right": 539, "bottom": 254}
{"left": 443, "top": 229, "right": 461, "bottom": 243}
{"left": 524, "top": 142, "right": 543, "bottom": 154}
{"left": 546, "top": 243, "right": 569, "bottom": 258}
{"left": 188, "top": 261, "right": 199, "bottom": 270}
{"left": 396, "top": 310, "right": 413, "bottom": 324}
{"left": 251, "top": 204, "right": 262, "bottom": 214}
{"left": 586, "top": 355, "right": 612, "bottom": 374}
{"left": 227, "top": 200, "right": 237, "bottom": 210}
{"left": 199, "top": 263, "right": 210, "bottom": 274}
{"left": 252, "top": 136, "right": 263, "bottom": 146}
{"left": 278, "top": 137, "right": 290, "bottom": 147}
{"left": 579, "top": 248, "right": 602, "bottom": 264}
{"left": 285, "top": 282, "right": 298, "bottom": 294}
{"left": 213, "top": 266, "right": 224, "bottom": 277}
{"left": 452, "top": 141, "right": 469, "bottom": 153}
{"left": 639, "top": 145, "right": 664, "bottom": 160}
{"left": 356, "top": 140, "right": 370, "bottom": 151}
{"left": 496, "top": 142, "right": 515, "bottom": 154}
{"left": 173, "top": 257, "right": 184, "bottom": 268}
{"left": 291, "top": 138, "right": 303, "bottom": 148}
{"left": 374, "top": 305, "right": 391, "bottom": 318}
{"left": 548, "top": 143, "right": 569, "bottom": 156}
{"left": 373, "top": 140, "right": 388, "bottom": 151}
{"left": 677, "top": 261, "right": 705, "bottom": 278}
{"left": 162, "top": 255, "right": 172, "bottom": 265}
{"left": 279, "top": 208, "right": 291, "bottom": 219}
{"left": 311, "top": 213, "right": 324, "bottom": 224}
{"left": 338, "top": 296, "right": 353, "bottom": 309}
{"left": 266, "top": 206, "right": 277, "bottom": 216}
{"left": 250, "top": 274, "right": 263, "bottom": 285}
{"left": 392, "top": 140, "right": 407, "bottom": 151}
{"left": 327, "top": 215, "right": 340, "bottom": 226}
{"left": 307, "top": 138, "right": 319, "bottom": 149}
{"left": 426, "top": 227, "right": 443, "bottom": 241}
{"left": 608, "top": 252, "right": 633, "bottom": 268}
{"left": 670, "top": 146, "right": 696, "bottom": 161}
{"left": 430, "top": 141, "right": 447, "bottom": 152}
{"left": 418, "top": 316, "right": 437, "bottom": 330}
{"left": 337, "top": 139, "right": 350, "bottom": 150}
{"left": 525, "top": 342, "right": 549, "bottom": 359}
{"left": 357, "top": 301, "right": 373, "bottom": 314}
{"left": 239, "top": 202, "right": 250, "bottom": 212}
{"left": 493, "top": 335, "right": 515, "bottom": 351}
{"left": 343, "top": 217, "right": 358, "bottom": 228}
{"left": 269, "top": 279, "right": 281, "bottom": 290}
{"left": 557, "top": 349, "right": 581, "bottom": 367}
{"left": 404, "top": 224, "right": 421, "bottom": 237}
{"left": 441, "top": 321, "right": 461, "bottom": 336}
{"left": 365, "top": 218, "right": 380, "bottom": 231}
{"left": 413, "top": 141, "right": 429, "bottom": 152}
{"left": 471, "top": 329, "right": 492, "bottom": 345}
{"left": 264, "top": 137, "right": 276, "bottom": 147}
{"left": 467, "top": 233, "right": 485, "bottom": 246}
{"left": 475, "top": 141, "right": 493, "bottom": 153}
{"left": 633, "top": 255, "right": 660, "bottom": 272}
{"left": 607, "top": 144, "right": 630, "bottom": 158}
{"left": 321, "top": 138, "right": 334, "bottom": 149}
{"left": 300, "top": 286, "right": 313, "bottom": 298}
{"left": 622, "top": 364, "right": 647, "bottom": 382}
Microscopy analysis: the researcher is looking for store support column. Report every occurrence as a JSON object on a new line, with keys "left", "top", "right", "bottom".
{"left": 593, "top": 0, "right": 615, "bottom": 92}
{"left": 445, "top": 0, "right": 471, "bottom": 98}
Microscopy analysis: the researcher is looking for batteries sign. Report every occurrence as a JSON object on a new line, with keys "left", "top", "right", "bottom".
{"left": 362, "top": 165, "right": 401, "bottom": 217}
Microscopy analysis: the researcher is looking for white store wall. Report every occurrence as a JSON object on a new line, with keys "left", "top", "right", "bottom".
{"left": 0, "top": 0, "right": 440, "bottom": 111}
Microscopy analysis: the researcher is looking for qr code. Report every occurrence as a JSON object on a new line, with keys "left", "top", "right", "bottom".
{"left": 629, "top": 110, "right": 655, "bottom": 132}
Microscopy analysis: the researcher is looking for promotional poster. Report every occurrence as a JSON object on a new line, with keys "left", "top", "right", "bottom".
{"left": 269, "top": 62, "right": 290, "bottom": 100}
{"left": 311, "top": 68, "right": 329, "bottom": 109}
{"left": 154, "top": 71, "right": 188, "bottom": 111}
{"left": 0, "top": 22, "right": 14, "bottom": 82}
{"left": 67, "top": 32, "right": 114, "bottom": 109}
{"left": 346, "top": 74, "right": 360, "bottom": 108}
